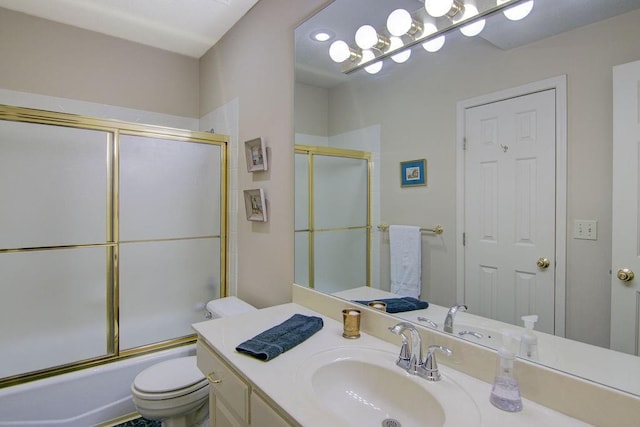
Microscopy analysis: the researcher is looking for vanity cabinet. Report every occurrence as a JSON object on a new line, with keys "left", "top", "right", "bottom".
{"left": 196, "top": 340, "right": 296, "bottom": 427}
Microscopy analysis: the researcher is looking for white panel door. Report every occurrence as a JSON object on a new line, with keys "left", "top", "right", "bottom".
{"left": 611, "top": 60, "right": 640, "bottom": 355}
{"left": 464, "top": 90, "right": 556, "bottom": 333}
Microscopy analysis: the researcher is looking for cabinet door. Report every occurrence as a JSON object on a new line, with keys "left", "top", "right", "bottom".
{"left": 198, "top": 341, "right": 250, "bottom": 423}
{"left": 250, "top": 393, "right": 293, "bottom": 427}
{"left": 211, "top": 392, "right": 246, "bottom": 427}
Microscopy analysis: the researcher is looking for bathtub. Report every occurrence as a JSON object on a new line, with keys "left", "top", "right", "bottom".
{"left": 0, "top": 345, "right": 195, "bottom": 427}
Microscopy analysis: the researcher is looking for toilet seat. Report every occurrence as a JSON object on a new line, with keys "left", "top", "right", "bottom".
{"left": 132, "top": 356, "right": 207, "bottom": 400}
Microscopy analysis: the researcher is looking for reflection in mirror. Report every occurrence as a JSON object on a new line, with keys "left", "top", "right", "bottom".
{"left": 294, "top": 146, "right": 374, "bottom": 292}
{"left": 294, "top": 0, "right": 640, "bottom": 396}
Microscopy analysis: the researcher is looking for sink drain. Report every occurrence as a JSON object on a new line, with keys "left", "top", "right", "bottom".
{"left": 382, "top": 419, "right": 401, "bottom": 427}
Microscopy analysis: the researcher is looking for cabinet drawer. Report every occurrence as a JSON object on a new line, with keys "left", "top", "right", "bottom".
{"left": 197, "top": 340, "right": 250, "bottom": 424}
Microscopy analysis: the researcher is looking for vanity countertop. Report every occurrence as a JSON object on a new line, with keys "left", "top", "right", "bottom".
{"left": 193, "top": 303, "right": 589, "bottom": 427}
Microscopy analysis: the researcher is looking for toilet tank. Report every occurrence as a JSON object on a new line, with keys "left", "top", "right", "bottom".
{"left": 205, "top": 297, "right": 256, "bottom": 319}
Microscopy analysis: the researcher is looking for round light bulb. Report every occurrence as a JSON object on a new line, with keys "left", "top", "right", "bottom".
{"left": 389, "top": 37, "right": 411, "bottom": 63}
{"left": 425, "top": 0, "right": 455, "bottom": 18}
{"left": 329, "top": 40, "right": 351, "bottom": 63}
{"left": 422, "top": 35, "right": 445, "bottom": 53}
{"left": 355, "top": 25, "right": 379, "bottom": 50}
{"left": 500, "top": 0, "right": 534, "bottom": 21}
{"left": 456, "top": 4, "right": 485, "bottom": 37}
{"left": 361, "top": 50, "right": 383, "bottom": 74}
{"left": 387, "top": 9, "right": 413, "bottom": 37}
{"left": 421, "top": 22, "right": 445, "bottom": 53}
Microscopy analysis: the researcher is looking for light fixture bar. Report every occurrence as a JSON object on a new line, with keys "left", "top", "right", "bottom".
{"left": 341, "top": 0, "right": 529, "bottom": 74}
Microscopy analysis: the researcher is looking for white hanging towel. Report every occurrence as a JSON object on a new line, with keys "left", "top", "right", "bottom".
{"left": 389, "top": 225, "right": 422, "bottom": 299}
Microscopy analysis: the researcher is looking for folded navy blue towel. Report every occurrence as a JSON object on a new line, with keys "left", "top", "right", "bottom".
{"left": 354, "top": 297, "right": 429, "bottom": 313}
{"left": 235, "top": 314, "right": 324, "bottom": 361}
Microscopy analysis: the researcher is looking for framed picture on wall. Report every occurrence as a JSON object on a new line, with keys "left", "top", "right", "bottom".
{"left": 400, "top": 159, "right": 427, "bottom": 187}
{"left": 244, "top": 137, "right": 268, "bottom": 172}
{"left": 243, "top": 188, "right": 268, "bottom": 222}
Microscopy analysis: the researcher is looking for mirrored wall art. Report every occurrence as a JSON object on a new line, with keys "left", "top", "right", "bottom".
{"left": 244, "top": 137, "right": 268, "bottom": 172}
{"left": 244, "top": 188, "right": 268, "bottom": 222}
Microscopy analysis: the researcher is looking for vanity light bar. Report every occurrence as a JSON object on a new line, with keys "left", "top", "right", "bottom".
{"left": 339, "top": 0, "right": 530, "bottom": 74}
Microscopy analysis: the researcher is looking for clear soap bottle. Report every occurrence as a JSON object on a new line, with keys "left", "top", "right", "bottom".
{"left": 519, "top": 315, "right": 539, "bottom": 359}
{"left": 489, "top": 332, "right": 523, "bottom": 412}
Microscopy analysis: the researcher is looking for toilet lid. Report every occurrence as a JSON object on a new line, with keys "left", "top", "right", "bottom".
{"left": 133, "top": 356, "right": 205, "bottom": 393}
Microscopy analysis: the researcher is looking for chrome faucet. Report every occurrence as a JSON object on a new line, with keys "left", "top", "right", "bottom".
{"left": 444, "top": 304, "right": 467, "bottom": 333}
{"left": 389, "top": 322, "right": 453, "bottom": 381}
{"left": 388, "top": 322, "right": 423, "bottom": 374}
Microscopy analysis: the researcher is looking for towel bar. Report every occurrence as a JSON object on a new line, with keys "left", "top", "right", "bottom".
{"left": 377, "top": 223, "right": 444, "bottom": 235}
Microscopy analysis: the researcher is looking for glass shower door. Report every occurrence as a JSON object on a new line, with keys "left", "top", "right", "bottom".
{"left": 0, "top": 104, "right": 228, "bottom": 386}
{"left": 295, "top": 146, "right": 371, "bottom": 293}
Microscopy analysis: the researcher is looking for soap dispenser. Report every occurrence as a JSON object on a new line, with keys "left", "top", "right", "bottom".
{"left": 519, "top": 315, "right": 539, "bottom": 359}
{"left": 489, "top": 331, "right": 523, "bottom": 412}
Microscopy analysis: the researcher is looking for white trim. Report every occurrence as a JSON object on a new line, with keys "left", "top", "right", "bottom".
{"left": 455, "top": 75, "right": 567, "bottom": 337}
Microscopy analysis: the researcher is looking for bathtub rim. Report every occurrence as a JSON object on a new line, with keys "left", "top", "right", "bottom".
{"left": 0, "top": 344, "right": 196, "bottom": 427}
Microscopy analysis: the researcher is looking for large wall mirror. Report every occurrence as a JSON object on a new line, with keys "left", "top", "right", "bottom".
{"left": 294, "top": 0, "right": 640, "bottom": 396}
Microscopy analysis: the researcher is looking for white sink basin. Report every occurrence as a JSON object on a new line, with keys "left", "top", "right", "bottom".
{"left": 298, "top": 347, "right": 480, "bottom": 427}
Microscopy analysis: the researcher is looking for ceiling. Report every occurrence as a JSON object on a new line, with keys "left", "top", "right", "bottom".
{"left": 0, "top": 0, "right": 260, "bottom": 58}
{"left": 295, "top": 0, "right": 640, "bottom": 88}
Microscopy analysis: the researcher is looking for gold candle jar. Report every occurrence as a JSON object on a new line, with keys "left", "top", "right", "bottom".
{"left": 367, "top": 301, "right": 387, "bottom": 312}
{"left": 342, "top": 309, "right": 361, "bottom": 339}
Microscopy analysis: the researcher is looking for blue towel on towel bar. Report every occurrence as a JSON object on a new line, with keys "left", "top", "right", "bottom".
{"left": 235, "top": 314, "right": 324, "bottom": 361}
{"left": 354, "top": 297, "right": 429, "bottom": 313}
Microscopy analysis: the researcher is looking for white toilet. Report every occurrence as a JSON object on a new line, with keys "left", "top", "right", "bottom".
{"left": 131, "top": 297, "right": 256, "bottom": 427}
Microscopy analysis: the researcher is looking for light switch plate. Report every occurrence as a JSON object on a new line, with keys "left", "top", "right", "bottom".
{"left": 574, "top": 220, "right": 597, "bottom": 240}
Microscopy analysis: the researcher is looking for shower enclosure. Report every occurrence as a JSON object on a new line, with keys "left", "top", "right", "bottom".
{"left": 294, "top": 145, "right": 372, "bottom": 293}
{"left": 0, "top": 105, "right": 228, "bottom": 387}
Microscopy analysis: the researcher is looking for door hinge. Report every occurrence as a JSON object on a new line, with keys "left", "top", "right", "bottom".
{"left": 463, "top": 232, "right": 466, "bottom": 246}
{"left": 463, "top": 137, "right": 467, "bottom": 150}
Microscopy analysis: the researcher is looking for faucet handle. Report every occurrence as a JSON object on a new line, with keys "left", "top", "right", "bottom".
{"left": 423, "top": 345, "right": 453, "bottom": 381}
{"left": 397, "top": 336, "right": 411, "bottom": 369}
{"left": 417, "top": 317, "right": 438, "bottom": 328}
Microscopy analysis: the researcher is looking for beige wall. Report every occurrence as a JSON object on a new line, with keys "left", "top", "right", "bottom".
{"left": 294, "top": 83, "right": 329, "bottom": 137}
{"left": 0, "top": 8, "right": 199, "bottom": 118}
{"left": 198, "top": 0, "right": 332, "bottom": 308}
{"left": 319, "top": 10, "right": 640, "bottom": 348}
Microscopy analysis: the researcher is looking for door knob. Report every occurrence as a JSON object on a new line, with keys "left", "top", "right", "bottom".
{"left": 617, "top": 268, "right": 635, "bottom": 282}
{"left": 536, "top": 257, "right": 550, "bottom": 269}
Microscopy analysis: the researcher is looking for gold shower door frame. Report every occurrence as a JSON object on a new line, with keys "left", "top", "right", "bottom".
{"left": 0, "top": 104, "right": 229, "bottom": 387}
{"left": 295, "top": 144, "right": 372, "bottom": 290}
